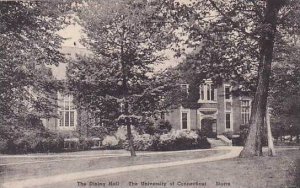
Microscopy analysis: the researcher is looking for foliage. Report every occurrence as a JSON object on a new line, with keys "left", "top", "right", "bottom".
{"left": 0, "top": 2, "right": 73, "bottom": 125}
{"left": 269, "top": 47, "right": 300, "bottom": 142}
{"left": 123, "top": 133, "right": 157, "bottom": 151}
{"left": 88, "top": 126, "right": 111, "bottom": 139}
{"left": 162, "top": 0, "right": 300, "bottom": 156}
{"left": 0, "top": 117, "right": 64, "bottom": 154}
{"left": 156, "top": 129, "right": 210, "bottom": 151}
{"left": 79, "top": 138, "right": 95, "bottom": 150}
{"left": 145, "top": 119, "right": 172, "bottom": 135}
{"left": 68, "top": 0, "right": 176, "bottom": 155}
{"left": 118, "top": 128, "right": 210, "bottom": 151}
{"left": 102, "top": 135, "right": 121, "bottom": 149}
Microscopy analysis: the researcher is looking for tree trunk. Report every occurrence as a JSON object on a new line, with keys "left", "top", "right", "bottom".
{"left": 122, "top": 76, "right": 136, "bottom": 157}
{"left": 127, "top": 123, "right": 136, "bottom": 156}
{"left": 266, "top": 106, "right": 276, "bottom": 156}
{"left": 240, "top": 0, "right": 283, "bottom": 158}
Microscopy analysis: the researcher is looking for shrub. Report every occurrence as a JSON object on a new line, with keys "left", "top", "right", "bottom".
{"left": 79, "top": 138, "right": 98, "bottom": 150}
{"left": 0, "top": 139, "right": 7, "bottom": 153}
{"left": 121, "top": 129, "right": 210, "bottom": 151}
{"left": 102, "top": 135, "right": 121, "bottom": 149}
{"left": 0, "top": 125, "right": 64, "bottom": 154}
{"left": 155, "top": 129, "right": 210, "bottom": 151}
{"left": 114, "top": 126, "right": 128, "bottom": 141}
{"left": 35, "top": 136, "right": 64, "bottom": 153}
{"left": 134, "top": 134, "right": 156, "bottom": 151}
{"left": 123, "top": 133, "right": 158, "bottom": 151}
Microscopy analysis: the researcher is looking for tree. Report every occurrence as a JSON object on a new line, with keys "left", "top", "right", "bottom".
{"left": 164, "top": 0, "right": 300, "bottom": 157}
{"left": 269, "top": 43, "right": 300, "bottom": 143}
{"left": 0, "top": 2, "right": 73, "bottom": 127}
{"left": 69, "top": 0, "right": 173, "bottom": 156}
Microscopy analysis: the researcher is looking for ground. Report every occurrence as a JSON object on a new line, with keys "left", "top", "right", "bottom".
{"left": 0, "top": 147, "right": 299, "bottom": 188}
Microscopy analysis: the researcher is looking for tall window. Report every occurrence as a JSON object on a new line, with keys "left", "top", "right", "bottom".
{"left": 181, "top": 112, "right": 188, "bottom": 129}
{"left": 225, "top": 85, "right": 231, "bottom": 100}
{"left": 59, "top": 95, "right": 75, "bottom": 127}
{"left": 241, "top": 100, "right": 251, "bottom": 124}
{"left": 226, "top": 113, "right": 231, "bottom": 129}
{"left": 199, "top": 81, "right": 216, "bottom": 102}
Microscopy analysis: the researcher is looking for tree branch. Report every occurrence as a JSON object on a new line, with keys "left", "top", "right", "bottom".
{"left": 207, "top": 0, "right": 257, "bottom": 40}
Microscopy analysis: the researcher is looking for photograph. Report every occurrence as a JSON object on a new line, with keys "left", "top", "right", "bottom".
{"left": 0, "top": 0, "right": 299, "bottom": 188}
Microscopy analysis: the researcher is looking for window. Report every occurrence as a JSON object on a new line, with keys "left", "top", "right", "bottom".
{"left": 181, "top": 112, "right": 188, "bottom": 129}
{"left": 241, "top": 100, "right": 251, "bottom": 124}
{"left": 225, "top": 85, "right": 231, "bottom": 100}
{"left": 226, "top": 113, "right": 231, "bottom": 129}
{"left": 200, "top": 86, "right": 204, "bottom": 100}
{"left": 58, "top": 95, "right": 76, "bottom": 127}
{"left": 199, "top": 81, "right": 216, "bottom": 102}
{"left": 206, "top": 84, "right": 215, "bottom": 101}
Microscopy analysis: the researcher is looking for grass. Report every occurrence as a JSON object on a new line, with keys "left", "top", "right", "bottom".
{"left": 40, "top": 148, "right": 300, "bottom": 188}
{"left": 0, "top": 149, "right": 226, "bottom": 183}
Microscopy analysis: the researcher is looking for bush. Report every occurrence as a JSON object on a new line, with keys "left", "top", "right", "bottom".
{"left": 121, "top": 129, "right": 210, "bottom": 151}
{"left": 0, "top": 139, "right": 7, "bottom": 153}
{"left": 155, "top": 129, "right": 210, "bottom": 151}
{"left": 35, "top": 136, "right": 64, "bottom": 153}
{"left": 114, "top": 126, "right": 129, "bottom": 141}
{"left": 79, "top": 138, "right": 97, "bottom": 150}
{"left": 0, "top": 124, "right": 65, "bottom": 154}
{"left": 123, "top": 133, "right": 158, "bottom": 151}
{"left": 102, "top": 135, "right": 121, "bottom": 149}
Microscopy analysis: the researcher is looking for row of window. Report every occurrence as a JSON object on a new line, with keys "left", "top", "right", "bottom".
{"left": 181, "top": 83, "right": 232, "bottom": 102}
{"left": 58, "top": 93, "right": 251, "bottom": 129}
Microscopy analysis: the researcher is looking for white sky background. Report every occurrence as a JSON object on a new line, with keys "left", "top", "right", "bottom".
{"left": 52, "top": 0, "right": 193, "bottom": 79}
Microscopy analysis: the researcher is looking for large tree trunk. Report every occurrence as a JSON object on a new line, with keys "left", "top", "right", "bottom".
{"left": 126, "top": 123, "right": 136, "bottom": 156}
{"left": 266, "top": 106, "right": 276, "bottom": 156}
{"left": 240, "top": 0, "right": 284, "bottom": 158}
{"left": 122, "top": 76, "right": 136, "bottom": 157}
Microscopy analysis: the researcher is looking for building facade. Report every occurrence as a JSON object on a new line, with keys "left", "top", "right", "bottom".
{"left": 42, "top": 93, "right": 79, "bottom": 135}
{"left": 165, "top": 80, "right": 252, "bottom": 136}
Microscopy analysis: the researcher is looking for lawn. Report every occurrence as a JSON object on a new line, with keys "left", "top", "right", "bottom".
{"left": 40, "top": 148, "right": 300, "bottom": 188}
{"left": 0, "top": 149, "right": 226, "bottom": 184}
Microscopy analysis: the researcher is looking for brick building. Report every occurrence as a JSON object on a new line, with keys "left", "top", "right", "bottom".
{"left": 165, "top": 79, "right": 252, "bottom": 136}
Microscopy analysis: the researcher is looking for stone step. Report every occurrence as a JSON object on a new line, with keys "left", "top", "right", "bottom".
{"left": 207, "top": 138, "right": 228, "bottom": 148}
